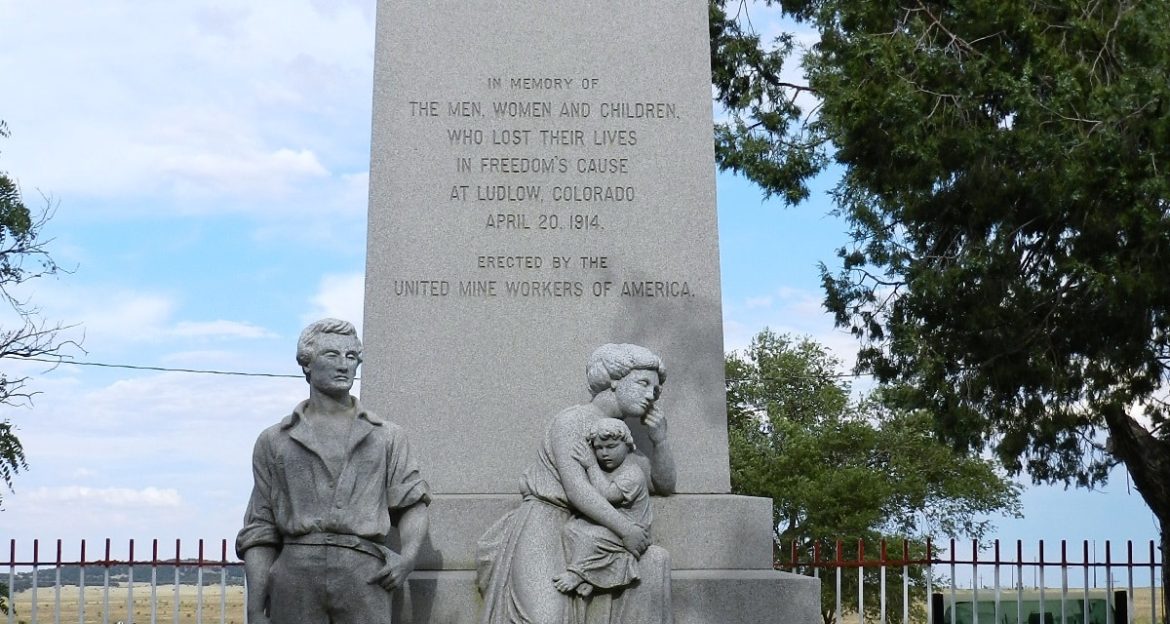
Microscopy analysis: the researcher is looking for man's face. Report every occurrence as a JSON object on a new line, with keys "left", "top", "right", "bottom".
{"left": 305, "top": 332, "right": 362, "bottom": 397}
{"left": 612, "top": 368, "right": 661, "bottom": 418}
{"left": 592, "top": 436, "right": 630, "bottom": 471}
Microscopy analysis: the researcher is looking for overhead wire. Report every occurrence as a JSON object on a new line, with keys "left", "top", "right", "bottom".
{"left": 8, "top": 356, "right": 303, "bottom": 379}
{"left": 3, "top": 355, "right": 870, "bottom": 381}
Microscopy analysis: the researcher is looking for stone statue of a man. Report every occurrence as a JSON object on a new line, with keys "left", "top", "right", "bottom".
{"left": 236, "top": 318, "right": 431, "bottom": 624}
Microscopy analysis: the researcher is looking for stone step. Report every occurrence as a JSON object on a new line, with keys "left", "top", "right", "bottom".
{"left": 393, "top": 569, "right": 821, "bottom": 624}
{"left": 401, "top": 493, "right": 777, "bottom": 571}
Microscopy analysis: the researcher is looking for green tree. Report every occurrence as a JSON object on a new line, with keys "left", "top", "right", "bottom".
{"left": 728, "top": 329, "right": 1019, "bottom": 624}
{"left": 712, "top": 0, "right": 1170, "bottom": 616}
{"left": 0, "top": 120, "right": 75, "bottom": 508}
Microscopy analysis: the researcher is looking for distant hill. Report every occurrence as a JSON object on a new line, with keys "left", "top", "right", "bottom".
{"left": 9, "top": 562, "right": 244, "bottom": 592}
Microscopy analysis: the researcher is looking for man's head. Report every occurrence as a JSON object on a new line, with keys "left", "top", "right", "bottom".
{"left": 297, "top": 318, "right": 362, "bottom": 395}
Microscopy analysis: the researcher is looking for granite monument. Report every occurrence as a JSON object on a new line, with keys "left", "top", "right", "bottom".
{"left": 359, "top": 1, "right": 821, "bottom": 622}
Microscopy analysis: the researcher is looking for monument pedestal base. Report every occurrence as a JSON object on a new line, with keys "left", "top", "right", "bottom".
{"left": 395, "top": 569, "right": 819, "bottom": 624}
{"left": 394, "top": 494, "right": 821, "bottom": 623}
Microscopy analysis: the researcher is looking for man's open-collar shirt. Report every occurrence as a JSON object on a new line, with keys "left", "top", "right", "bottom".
{"left": 236, "top": 398, "right": 431, "bottom": 556}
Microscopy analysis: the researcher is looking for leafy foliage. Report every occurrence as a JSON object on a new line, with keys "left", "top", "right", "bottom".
{"left": 0, "top": 121, "right": 76, "bottom": 508}
{"left": 805, "top": 0, "right": 1170, "bottom": 497}
{"left": 710, "top": 0, "right": 826, "bottom": 205}
{"left": 713, "top": 0, "right": 1170, "bottom": 613}
{"left": 727, "top": 330, "right": 1019, "bottom": 624}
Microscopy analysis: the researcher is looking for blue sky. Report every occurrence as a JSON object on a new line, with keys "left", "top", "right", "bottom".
{"left": 0, "top": 1, "right": 1157, "bottom": 563}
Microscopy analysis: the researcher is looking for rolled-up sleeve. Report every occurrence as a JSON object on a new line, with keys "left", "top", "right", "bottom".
{"left": 236, "top": 430, "right": 282, "bottom": 558}
{"left": 385, "top": 425, "right": 432, "bottom": 511}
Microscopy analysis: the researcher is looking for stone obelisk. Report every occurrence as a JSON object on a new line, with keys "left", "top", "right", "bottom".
{"left": 361, "top": 2, "right": 820, "bottom": 622}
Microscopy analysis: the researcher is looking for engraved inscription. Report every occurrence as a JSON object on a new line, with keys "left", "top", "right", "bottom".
{"left": 396, "top": 73, "right": 697, "bottom": 301}
{"left": 493, "top": 101, "right": 553, "bottom": 118}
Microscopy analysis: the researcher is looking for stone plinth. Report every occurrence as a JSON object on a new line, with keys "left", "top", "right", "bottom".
{"left": 412, "top": 494, "right": 775, "bottom": 572}
{"left": 395, "top": 570, "right": 820, "bottom": 624}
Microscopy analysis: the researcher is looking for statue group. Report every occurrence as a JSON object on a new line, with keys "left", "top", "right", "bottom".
{"left": 238, "top": 320, "right": 674, "bottom": 624}
{"left": 476, "top": 343, "right": 675, "bottom": 624}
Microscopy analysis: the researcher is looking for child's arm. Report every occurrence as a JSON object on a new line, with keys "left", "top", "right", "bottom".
{"left": 571, "top": 440, "right": 625, "bottom": 504}
{"left": 587, "top": 465, "right": 625, "bottom": 504}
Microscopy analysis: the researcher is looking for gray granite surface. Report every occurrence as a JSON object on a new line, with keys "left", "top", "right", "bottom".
{"left": 361, "top": 0, "right": 728, "bottom": 495}
{"left": 395, "top": 570, "right": 821, "bottom": 624}
{"left": 359, "top": 1, "right": 821, "bottom": 622}
{"left": 414, "top": 494, "right": 775, "bottom": 572}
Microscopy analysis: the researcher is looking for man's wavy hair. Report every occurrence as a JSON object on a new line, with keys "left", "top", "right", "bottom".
{"left": 296, "top": 318, "right": 362, "bottom": 378}
{"left": 585, "top": 344, "right": 665, "bottom": 397}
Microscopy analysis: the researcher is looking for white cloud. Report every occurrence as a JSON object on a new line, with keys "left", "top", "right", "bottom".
{"left": 4, "top": 355, "right": 305, "bottom": 545}
{"left": 70, "top": 291, "right": 176, "bottom": 344}
{"left": 340, "top": 171, "right": 371, "bottom": 204}
{"left": 193, "top": 5, "right": 251, "bottom": 39}
{"left": 159, "top": 146, "right": 329, "bottom": 198}
{"left": 303, "top": 273, "right": 365, "bottom": 335}
{"left": 76, "top": 371, "right": 301, "bottom": 433}
{"left": 25, "top": 485, "right": 182, "bottom": 508}
{"left": 0, "top": 1, "right": 374, "bottom": 213}
{"left": 744, "top": 296, "right": 774, "bottom": 310}
{"left": 723, "top": 285, "right": 857, "bottom": 371}
{"left": 159, "top": 349, "right": 249, "bottom": 366}
{"left": 171, "top": 320, "right": 278, "bottom": 340}
{"left": 5, "top": 281, "right": 281, "bottom": 355}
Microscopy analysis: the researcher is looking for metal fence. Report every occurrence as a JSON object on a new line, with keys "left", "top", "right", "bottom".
{"left": 4, "top": 537, "right": 1163, "bottom": 624}
{"left": 777, "top": 539, "right": 1164, "bottom": 624}
{"left": 4, "top": 539, "right": 244, "bottom": 624}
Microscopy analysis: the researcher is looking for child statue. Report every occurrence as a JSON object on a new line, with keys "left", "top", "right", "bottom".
{"left": 553, "top": 418, "right": 653, "bottom": 598}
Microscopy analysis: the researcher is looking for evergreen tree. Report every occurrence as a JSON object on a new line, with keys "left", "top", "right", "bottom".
{"left": 712, "top": 0, "right": 1170, "bottom": 614}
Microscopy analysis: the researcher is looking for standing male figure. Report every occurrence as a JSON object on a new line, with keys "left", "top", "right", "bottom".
{"left": 237, "top": 318, "right": 431, "bottom": 624}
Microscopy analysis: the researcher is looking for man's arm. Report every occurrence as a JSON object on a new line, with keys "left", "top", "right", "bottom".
{"left": 370, "top": 501, "right": 429, "bottom": 591}
{"left": 243, "top": 546, "right": 276, "bottom": 624}
{"left": 371, "top": 426, "right": 432, "bottom": 591}
{"left": 237, "top": 432, "right": 281, "bottom": 624}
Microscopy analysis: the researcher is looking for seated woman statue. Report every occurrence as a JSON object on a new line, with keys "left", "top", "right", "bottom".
{"left": 476, "top": 343, "right": 675, "bottom": 624}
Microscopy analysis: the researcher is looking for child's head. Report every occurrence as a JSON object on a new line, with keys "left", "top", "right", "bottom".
{"left": 586, "top": 418, "right": 635, "bottom": 470}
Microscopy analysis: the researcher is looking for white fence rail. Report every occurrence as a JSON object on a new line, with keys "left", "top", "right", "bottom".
{"left": 5, "top": 538, "right": 1162, "bottom": 624}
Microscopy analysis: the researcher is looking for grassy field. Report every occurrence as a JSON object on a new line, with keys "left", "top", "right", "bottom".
{"left": 1129, "top": 587, "right": 1164, "bottom": 624}
{"left": 9, "top": 584, "right": 246, "bottom": 624}
{"left": 9, "top": 584, "right": 1166, "bottom": 624}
